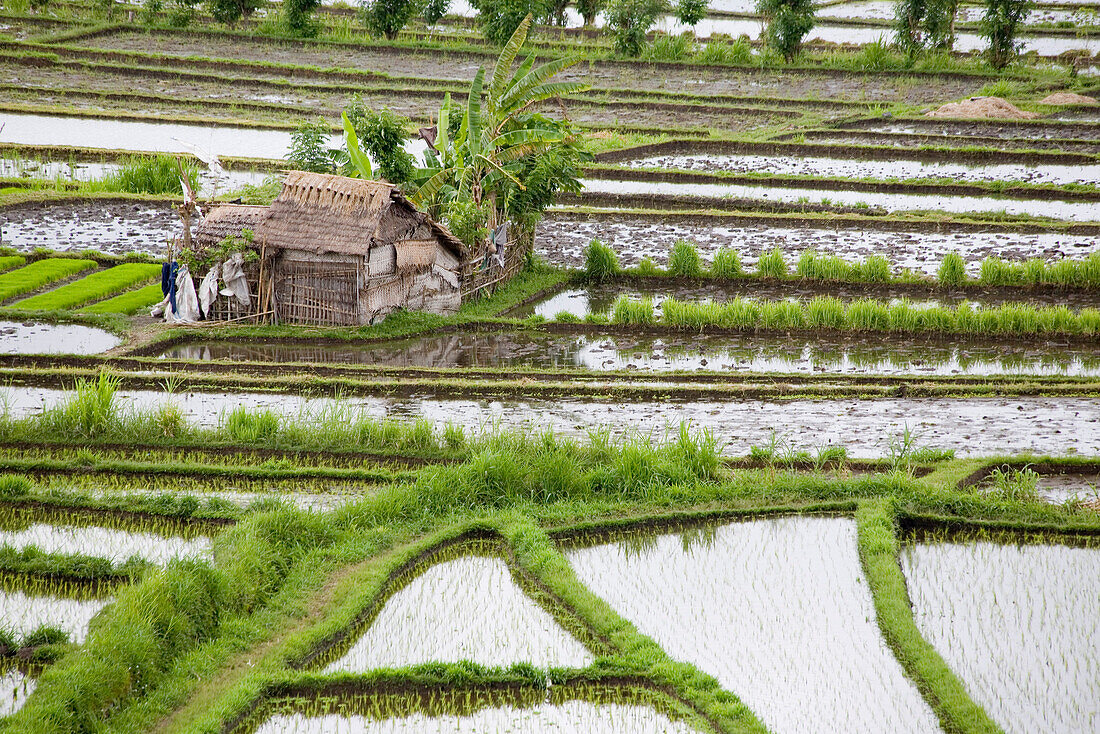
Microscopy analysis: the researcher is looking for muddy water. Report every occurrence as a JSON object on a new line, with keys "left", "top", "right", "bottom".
{"left": 324, "top": 555, "right": 592, "bottom": 672}
{"left": 2, "top": 387, "right": 1096, "bottom": 457}
{"left": 0, "top": 321, "right": 121, "bottom": 355}
{"left": 820, "top": 0, "right": 1098, "bottom": 25}
{"left": 0, "top": 157, "right": 268, "bottom": 197}
{"left": 566, "top": 517, "right": 940, "bottom": 734}
{"left": 511, "top": 282, "right": 1100, "bottom": 315}
{"left": 0, "top": 667, "right": 35, "bottom": 718}
{"left": 0, "top": 589, "right": 111, "bottom": 644}
{"left": 850, "top": 120, "right": 1100, "bottom": 142}
{"left": 0, "top": 201, "right": 177, "bottom": 256}
{"left": 535, "top": 212, "right": 1098, "bottom": 274}
{"left": 901, "top": 540, "right": 1100, "bottom": 734}
{"left": 159, "top": 332, "right": 1100, "bottom": 377}
{"left": 1036, "top": 473, "right": 1100, "bottom": 503}
{"left": 623, "top": 153, "right": 1100, "bottom": 186}
{"left": 0, "top": 523, "right": 212, "bottom": 565}
{"left": 797, "top": 130, "right": 1100, "bottom": 155}
{"left": 255, "top": 703, "right": 702, "bottom": 734}
{"left": 579, "top": 178, "right": 1100, "bottom": 221}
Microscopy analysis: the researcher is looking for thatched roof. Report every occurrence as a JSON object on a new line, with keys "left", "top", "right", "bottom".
{"left": 192, "top": 205, "right": 267, "bottom": 251}
{"left": 194, "top": 172, "right": 467, "bottom": 259}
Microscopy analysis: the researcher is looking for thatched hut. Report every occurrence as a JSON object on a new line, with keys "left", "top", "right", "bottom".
{"left": 192, "top": 171, "right": 470, "bottom": 326}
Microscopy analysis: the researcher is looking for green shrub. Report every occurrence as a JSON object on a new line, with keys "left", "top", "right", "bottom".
{"left": 583, "top": 240, "right": 620, "bottom": 283}
{"left": 756, "top": 248, "right": 788, "bottom": 279}
{"left": 633, "top": 256, "right": 660, "bottom": 276}
{"left": 359, "top": 0, "right": 420, "bottom": 39}
{"left": 937, "top": 252, "right": 966, "bottom": 286}
{"left": 606, "top": 0, "right": 669, "bottom": 56}
{"left": 710, "top": 248, "right": 742, "bottom": 278}
{"left": 280, "top": 0, "right": 320, "bottom": 35}
{"left": 643, "top": 33, "right": 694, "bottom": 60}
{"left": 667, "top": 239, "right": 703, "bottom": 277}
{"left": 441, "top": 199, "right": 491, "bottom": 250}
{"left": 757, "top": 0, "right": 815, "bottom": 60}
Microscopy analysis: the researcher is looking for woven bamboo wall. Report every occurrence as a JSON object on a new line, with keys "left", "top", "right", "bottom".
{"left": 273, "top": 252, "right": 362, "bottom": 326}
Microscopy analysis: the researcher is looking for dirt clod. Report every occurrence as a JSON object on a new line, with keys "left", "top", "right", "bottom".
{"left": 925, "top": 97, "right": 1039, "bottom": 120}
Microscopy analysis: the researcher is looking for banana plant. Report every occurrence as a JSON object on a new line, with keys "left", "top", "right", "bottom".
{"left": 342, "top": 111, "right": 373, "bottom": 179}
{"left": 409, "top": 13, "right": 589, "bottom": 213}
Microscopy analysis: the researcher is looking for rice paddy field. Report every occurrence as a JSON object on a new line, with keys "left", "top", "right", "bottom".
{"left": 0, "top": 0, "right": 1099, "bottom": 731}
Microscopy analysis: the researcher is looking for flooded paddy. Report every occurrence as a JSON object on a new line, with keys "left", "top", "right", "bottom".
{"left": 579, "top": 178, "right": 1100, "bottom": 221}
{"left": 3, "top": 388, "right": 1096, "bottom": 457}
{"left": 0, "top": 201, "right": 176, "bottom": 256}
{"left": 254, "top": 700, "right": 701, "bottom": 734}
{"left": 0, "top": 157, "right": 267, "bottom": 197}
{"left": 0, "top": 589, "right": 111, "bottom": 644}
{"left": 323, "top": 555, "right": 592, "bottom": 673}
{"left": 159, "top": 332, "right": 1100, "bottom": 378}
{"left": 901, "top": 537, "right": 1100, "bottom": 734}
{"left": 0, "top": 666, "right": 35, "bottom": 717}
{"left": 0, "top": 320, "right": 121, "bottom": 355}
{"left": 845, "top": 119, "right": 1100, "bottom": 142}
{"left": 622, "top": 153, "right": 1100, "bottom": 186}
{"left": 565, "top": 516, "right": 939, "bottom": 734}
{"left": 536, "top": 212, "right": 1099, "bottom": 274}
{"left": 1036, "top": 472, "right": 1100, "bottom": 503}
{"left": 0, "top": 521, "right": 212, "bottom": 565}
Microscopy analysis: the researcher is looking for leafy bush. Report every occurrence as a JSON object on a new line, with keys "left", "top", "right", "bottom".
{"left": 204, "top": 0, "right": 260, "bottom": 25}
{"left": 280, "top": 0, "right": 321, "bottom": 37}
{"left": 981, "top": 0, "right": 1028, "bottom": 68}
{"left": 344, "top": 100, "right": 415, "bottom": 183}
{"left": 667, "top": 239, "right": 702, "bottom": 277}
{"left": 606, "top": 0, "right": 669, "bottom": 56}
{"left": 710, "top": 248, "right": 742, "bottom": 278}
{"left": 576, "top": 0, "right": 603, "bottom": 24}
{"left": 167, "top": 0, "right": 199, "bottom": 26}
{"left": 757, "top": 0, "right": 815, "bottom": 60}
{"left": 675, "top": 0, "right": 706, "bottom": 25}
{"left": 422, "top": 0, "right": 450, "bottom": 23}
{"left": 286, "top": 119, "right": 336, "bottom": 173}
{"left": 470, "top": 0, "right": 552, "bottom": 45}
{"left": 937, "top": 252, "right": 966, "bottom": 286}
{"left": 584, "top": 239, "right": 620, "bottom": 282}
{"left": 441, "top": 198, "right": 491, "bottom": 250}
{"left": 140, "top": 0, "right": 162, "bottom": 23}
{"left": 360, "top": 0, "right": 420, "bottom": 39}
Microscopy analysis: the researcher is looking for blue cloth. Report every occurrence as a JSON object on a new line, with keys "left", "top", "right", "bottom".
{"left": 168, "top": 262, "right": 178, "bottom": 315}
{"left": 161, "top": 262, "right": 171, "bottom": 296}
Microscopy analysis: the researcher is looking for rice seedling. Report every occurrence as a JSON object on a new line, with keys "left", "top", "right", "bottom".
{"left": 0, "top": 256, "right": 26, "bottom": 274}
{"left": 632, "top": 256, "right": 660, "bottom": 276}
{"left": 0, "top": 664, "right": 37, "bottom": 718}
{"left": 323, "top": 554, "right": 592, "bottom": 673}
{"left": 79, "top": 283, "right": 164, "bottom": 315}
{"left": 805, "top": 297, "right": 846, "bottom": 329}
{"left": 709, "top": 248, "right": 742, "bottom": 279}
{"left": 567, "top": 517, "right": 940, "bottom": 734}
{"left": 12, "top": 263, "right": 161, "bottom": 311}
{"left": 856, "top": 255, "right": 891, "bottom": 283}
{"left": 106, "top": 154, "right": 200, "bottom": 196}
{"left": 667, "top": 239, "right": 702, "bottom": 278}
{"left": 0, "top": 518, "right": 212, "bottom": 566}
{"left": 583, "top": 240, "right": 619, "bottom": 284}
{"left": 0, "top": 588, "right": 112, "bottom": 645}
{"left": 0, "top": 259, "right": 97, "bottom": 303}
{"left": 846, "top": 299, "right": 890, "bottom": 331}
{"left": 937, "top": 253, "right": 966, "bottom": 287}
{"left": 900, "top": 537, "right": 1100, "bottom": 734}
{"left": 610, "top": 296, "right": 655, "bottom": 326}
{"left": 755, "top": 248, "right": 788, "bottom": 280}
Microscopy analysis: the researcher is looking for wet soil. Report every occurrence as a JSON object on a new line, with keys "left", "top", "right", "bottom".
{"left": 795, "top": 129, "right": 1100, "bottom": 155}
{"left": 843, "top": 118, "right": 1100, "bottom": 142}
{"left": 80, "top": 30, "right": 986, "bottom": 103}
{"left": 535, "top": 211, "right": 1100, "bottom": 274}
{"left": 0, "top": 200, "right": 177, "bottom": 256}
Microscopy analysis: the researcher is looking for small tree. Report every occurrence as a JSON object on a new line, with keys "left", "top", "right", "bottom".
{"left": 605, "top": 0, "right": 669, "bottom": 57}
{"left": 280, "top": 0, "right": 321, "bottom": 37}
{"left": 675, "top": 0, "right": 706, "bottom": 27}
{"left": 981, "top": 0, "right": 1029, "bottom": 69}
{"left": 422, "top": 0, "right": 451, "bottom": 24}
{"left": 893, "top": 0, "right": 925, "bottom": 57}
{"left": 140, "top": 0, "right": 162, "bottom": 23}
{"left": 287, "top": 119, "right": 337, "bottom": 173}
{"left": 344, "top": 98, "right": 416, "bottom": 183}
{"left": 924, "top": 0, "right": 958, "bottom": 49}
{"left": 360, "top": 0, "right": 420, "bottom": 39}
{"left": 167, "top": 0, "right": 199, "bottom": 27}
{"left": 204, "top": 0, "right": 261, "bottom": 26}
{"left": 575, "top": 0, "right": 603, "bottom": 26}
{"left": 757, "top": 0, "right": 815, "bottom": 61}
{"left": 470, "top": 0, "right": 552, "bottom": 45}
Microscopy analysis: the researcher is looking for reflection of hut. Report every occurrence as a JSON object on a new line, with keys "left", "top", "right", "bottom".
{"left": 192, "top": 172, "right": 469, "bottom": 326}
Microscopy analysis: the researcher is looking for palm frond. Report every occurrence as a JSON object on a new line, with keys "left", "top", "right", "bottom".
{"left": 489, "top": 14, "right": 532, "bottom": 115}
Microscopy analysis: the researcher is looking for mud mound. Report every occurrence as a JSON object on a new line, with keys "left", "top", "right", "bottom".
{"left": 925, "top": 97, "right": 1040, "bottom": 119}
{"left": 1038, "top": 92, "right": 1099, "bottom": 107}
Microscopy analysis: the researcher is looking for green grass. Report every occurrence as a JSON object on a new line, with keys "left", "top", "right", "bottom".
{"left": 13, "top": 263, "right": 162, "bottom": 311}
{"left": 0, "top": 259, "right": 97, "bottom": 303}
{"left": 667, "top": 239, "right": 703, "bottom": 278}
{"left": 583, "top": 239, "right": 620, "bottom": 283}
{"left": 710, "top": 248, "right": 742, "bottom": 279}
{"left": 80, "top": 283, "right": 165, "bottom": 315}
{"left": 611, "top": 295, "right": 656, "bottom": 326}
